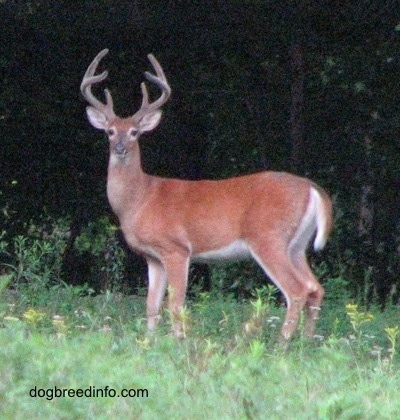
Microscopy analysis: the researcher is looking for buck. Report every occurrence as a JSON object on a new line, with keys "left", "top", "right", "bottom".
{"left": 80, "top": 49, "right": 333, "bottom": 341}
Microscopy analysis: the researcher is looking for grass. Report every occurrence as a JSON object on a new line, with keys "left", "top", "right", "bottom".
{"left": 0, "top": 280, "right": 399, "bottom": 419}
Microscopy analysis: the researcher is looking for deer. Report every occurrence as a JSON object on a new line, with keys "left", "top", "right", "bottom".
{"left": 80, "top": 49, "right": 333, "bottom": 342}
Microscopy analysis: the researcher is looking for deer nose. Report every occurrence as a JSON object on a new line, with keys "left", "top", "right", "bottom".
{"left": 113, "top": 141, "right": 127, "bottom": 156}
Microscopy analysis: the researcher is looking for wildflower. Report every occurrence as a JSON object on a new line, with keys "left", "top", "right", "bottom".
{"left": 23, "top": 308, "right": 45, "bottom": 325}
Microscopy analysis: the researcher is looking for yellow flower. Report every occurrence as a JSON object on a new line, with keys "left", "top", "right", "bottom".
{"left": 23, "top": 308, "right": 45, "bottom": 325}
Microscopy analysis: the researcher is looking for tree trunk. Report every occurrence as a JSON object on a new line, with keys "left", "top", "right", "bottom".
{"left": 358, "top": 137, "right": 374, "bottom": 238}
{"left": 289, "top": 43, "right": 305, "bottom": 172}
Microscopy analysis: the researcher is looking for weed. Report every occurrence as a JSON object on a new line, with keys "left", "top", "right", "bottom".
{"left": 384, "top": 325, "right": 399, "bottom": 367}
{"left": 345, "top": 303, "right": 374, "bottom": 338}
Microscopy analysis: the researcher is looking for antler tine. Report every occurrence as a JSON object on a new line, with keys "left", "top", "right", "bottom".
{"left": 140, "top": 82, "right": 150, "bottom": 109}
{"left": 146, "top": 54, "right": 168, "bottom": 85}
{"left": 133, "top": 53, "right": 171, "bottom": 119}
{"left": 145, "top": 53, "right": 171, "bottom": 106}
{"left": 80, "top": 49, "right": 116, "bottom": 120}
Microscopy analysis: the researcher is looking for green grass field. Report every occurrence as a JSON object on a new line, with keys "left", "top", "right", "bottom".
{"left": 1, "top": 278, "right": 399, "bottom": 419}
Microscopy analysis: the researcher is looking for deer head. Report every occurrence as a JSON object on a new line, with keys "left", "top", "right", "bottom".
{"left": 80, "top": 49, "right": 171, "bottom": 160}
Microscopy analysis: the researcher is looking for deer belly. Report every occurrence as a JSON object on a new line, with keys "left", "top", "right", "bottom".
{"left": 192, "top": 239, "right": 250, "bottom": 263}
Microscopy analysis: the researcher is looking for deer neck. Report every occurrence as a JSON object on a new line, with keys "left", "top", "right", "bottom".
{"left": 106, "top": 141, "right": 150, "bottom": 218}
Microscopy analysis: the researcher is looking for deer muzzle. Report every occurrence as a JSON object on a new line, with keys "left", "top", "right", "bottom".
{"left": 112, "top": 141, "right": 127, "bottom": 157}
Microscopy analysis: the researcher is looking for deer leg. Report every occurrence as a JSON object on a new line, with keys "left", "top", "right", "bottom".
{"left": 304, "top": 287, "right": 324, "bottom": 337}
{"left": 146, "top": 258, "right": 167, "bottom": 330}
{"left": 291, "top": 253, "right": 324, "bottom": 338}
{"left": 249, "top": 245, "right": 311, "bottom": 341}
{"left": 163, "top": 255, "right": 190, "bottom": 338}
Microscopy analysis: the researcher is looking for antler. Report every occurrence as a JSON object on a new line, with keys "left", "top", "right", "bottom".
{"left": 133, "top": 53, "right": 171, "bottom": 120}
{"left": 80, "top": 48, "right": 116, "bottom": 121}
{"left": 81, "top": 50, "right": 170, "bottom": 122}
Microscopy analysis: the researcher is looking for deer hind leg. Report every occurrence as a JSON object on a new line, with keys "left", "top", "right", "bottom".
{"left": 288, "top": 222, "right": 325, "bottom": 337}
{"left": 290, "top": 252, "right": 324, "bottom": 338}
{"left": 163, "top": 255, "right": 190, "bottom": 338}
{"left": 146, "top": 257, "right": 168, "bottom": 330}
{"left": 249, "top": 245, "right": 316, "bottom": 341}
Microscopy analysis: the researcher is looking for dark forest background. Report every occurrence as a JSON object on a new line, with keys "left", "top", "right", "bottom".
{"left": 1, "top": 1, "right": 399, "bottom": 304}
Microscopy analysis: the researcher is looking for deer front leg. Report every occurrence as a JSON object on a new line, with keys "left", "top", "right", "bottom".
{"left": 163, "top": 255, "right": 190, "bottom": 338}
{"left": 146, "top": 258, "right": 167, "bottom": 330}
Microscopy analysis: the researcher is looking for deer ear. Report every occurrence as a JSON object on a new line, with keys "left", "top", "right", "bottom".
{"left": 86, "top": 106, "right": 109, "bottom": 130}
{"left": 137, "top": 110, "right": 162, "bottom": 132}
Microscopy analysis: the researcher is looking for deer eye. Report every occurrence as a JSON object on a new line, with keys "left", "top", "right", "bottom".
{"left": 107, "top": 128, "right": 116, "bottom": 137}
{"left": 130, "top": 130, "right": 139, "bottom": 137}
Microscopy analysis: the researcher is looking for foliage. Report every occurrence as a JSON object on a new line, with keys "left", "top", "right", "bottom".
{"left": 1, "top": 274, "right": 400, "bottom": 418}
{"left": 73, "top": 216, "right": 127, "bottom": 291}
{"left": 0, "top": 218, "right": 70, "bottom": 305}
{"left": 0, "top": 216, "right": 130, "bottom": 310}
{"left": 1, "top": 224, "right": 399, "bottom": 417}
